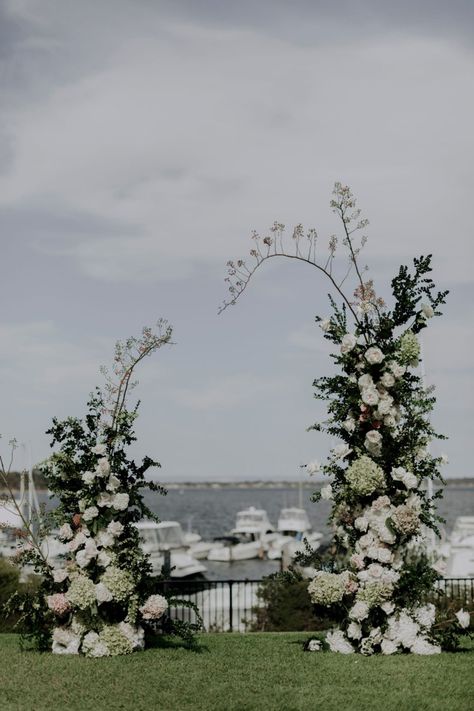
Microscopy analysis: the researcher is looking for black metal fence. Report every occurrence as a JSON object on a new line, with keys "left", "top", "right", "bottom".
{"left": 156, "top": 578, "right": 474, "bottom": 633}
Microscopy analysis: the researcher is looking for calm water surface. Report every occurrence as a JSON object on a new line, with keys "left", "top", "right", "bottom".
{"left": 39, "top": 485, "right": 474, "bottom": 580}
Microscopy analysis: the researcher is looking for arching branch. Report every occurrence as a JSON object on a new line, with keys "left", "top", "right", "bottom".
{"left": 219, "top": 183, "right": 372, "bottom": 331}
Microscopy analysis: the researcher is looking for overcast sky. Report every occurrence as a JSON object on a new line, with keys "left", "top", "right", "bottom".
{"left": 0, "top": 0, "right": 473, "bottom": 481}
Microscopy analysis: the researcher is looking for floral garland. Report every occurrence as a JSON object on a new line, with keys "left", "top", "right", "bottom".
{"left": 8, "top": 322, "right": 199, "bottom": 656}
{"left": 221, "top": 184, "right": 472, "bottom": 654}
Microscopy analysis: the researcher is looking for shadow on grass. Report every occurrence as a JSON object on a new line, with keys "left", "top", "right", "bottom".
{"left": 145, "top": 633, "right": 209, "bottom": 655}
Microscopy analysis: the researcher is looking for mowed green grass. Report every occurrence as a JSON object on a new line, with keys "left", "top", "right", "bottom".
{"left": 0, "top": 633, "right": 473, "bottom": 711}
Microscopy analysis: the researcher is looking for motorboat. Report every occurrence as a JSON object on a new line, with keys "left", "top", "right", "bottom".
{"left": 136, "top": 520, "right": 207, "bottom": 578}
{"left": 442, "top": 516, "right": 474, "bottom": 578}
{"left": 207, "top": 506, "right": 276, "bottom": 562}
{"left": 182, "top": 519, "right": 220, "bottom": 560}
{"left": 266, "top": 507, "right": 323, "bottom": 561}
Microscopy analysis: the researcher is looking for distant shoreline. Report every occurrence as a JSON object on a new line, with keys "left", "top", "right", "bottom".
{"left": 162, "top": 478, "right": 474, "bottom": 490}
{"left": 2, "top": 478, "right": 472, "bottom": 494}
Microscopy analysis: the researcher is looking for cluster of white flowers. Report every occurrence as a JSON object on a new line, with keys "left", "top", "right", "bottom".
{"left": 49, "top": 443, "right": 167, "bottom": 657}
{"left": 306, "top": 326, "right": 465, "bottom": 656}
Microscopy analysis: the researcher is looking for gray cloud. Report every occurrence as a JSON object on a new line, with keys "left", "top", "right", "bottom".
{"left": 0, "top": 0, "right": 472, "bottom": 481}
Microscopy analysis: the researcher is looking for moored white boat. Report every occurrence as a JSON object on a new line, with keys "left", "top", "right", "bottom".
{"left": 266, "top": 506, "right": 323, "bottom": 561}
{"left": 443, "top": 516, "right": 474, "bottom": 578}
{"left": 136, "top": 520, "right": 207, "bottom": 578}
{"left": 207, "top": 506, "right": 275, "bottom": 562}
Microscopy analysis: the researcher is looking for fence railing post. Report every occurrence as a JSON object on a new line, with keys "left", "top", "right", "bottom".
{"left": 228, "top": 580, "right": 234, "bottom": 632}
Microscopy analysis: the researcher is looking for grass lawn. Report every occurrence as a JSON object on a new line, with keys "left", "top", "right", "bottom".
{"left": 0, "top": 633, "right": 473, "bottom": 711}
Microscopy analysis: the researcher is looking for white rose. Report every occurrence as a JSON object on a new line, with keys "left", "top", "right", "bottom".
{"left": 97, "top": 492, "right": 114, "bottom": 508}
{"left": 52, "top": 568, "right": 69, "bottom": 584}
{"left": 388, "top": 361, "right": 406, "bottom": 379}
{"left": 420, "top": 303, "right": 434, "bottom": 319}
{"left": 58, "top": 523, "right": 74, "bottom": 541}
{"left": 406, "top": 493, "right": 422, "bottom": 512}
{"left": 91, "top": 443, "right": 107, "bottom": 456}
{"left": 68, "top": 531, "right": 88, "bottom": 552}
{"left": 380, "top": 372, "right": 395, "bottom": 388}
{"left": 350, "top": 553, "right": 365, "bottom": 569}
{"left": 411, "top": 637, "right": 441, "bottom": 655}
{"left": 307, "top": 639, "right": 322, "bottom": 652}
{"left": 455, "top": 609, "right": 470, "bottom": 629}
{"left": 119, "top": 622, "right": 145, "bottom": 652}
{"left": 106, "top": 475, "right": 121, "bottom": 492}
{"left": 358, "top": 374, "right": 374, "bottom": 389}
{"left": 320, "top": 319, "right": 331, "bottom": 332}
{"left": 320, "top": 484, "right": 333, "bottom": 500}
{"left": 354, "top": 516, "right": 369, "bottom": 532}
{"left": 391, "top": 466, "right": 417, "bottom": 490}
{"left": 107, "top": 521, "right": 124, "bottom": 537}
{"left": 306, "top": 460, "right": 321, "bottom": 475}
{"left": 82, "top": 471, "right": 95, "bottom": 485}
{"left": 326, "top": 630, "right": 354, "bottom": 654}
{"left": 367, "top": 563, "right": 384, "bottom": 579}
{"left": 349, "top": 601, "right": 369, "bottom": 622}
{"left": 403, "top": 471, "right": 418, "bottom": 489}
{"left": 365, "top": 430, "right": 382, "bottom": 456}
{"left": 52, "top": 628, "right": 81, "bottom": 655}
{"left": 95, "top": 583, "right": 113, "bottom": 604}
{"left": 97, "top": 550, "right": 112, "bottom": 568}
{"left": 381, "top": 601, "right": 395, "bottom": 615}
{"left": 82, "top": 506, "right": 99, "bottom": 522}
{"left": 347, "top": 622, "right": 362, "bottom": 640}
{"left": 376, "top": 547, "right": 393, "bottom": 564}
{"left": 384, "top": 414, "right": 397, "bottom": 428}
{"left": 365, "top": 346, "right": 384, "bottom": 364}
{"left": 342, "top": 416, "right": 356, "bottom": 433}
{"left": 75, "top": 539, "right": 98, "bottom": 568}
{"left": 341, "top": 333, "right": 357, "bottom": 354}
{"left": 112, "top": 493, "right": 129, "bottom": 511}
{"left": 95, "top": 457, "right": 110, "bottom": 477}
{"left": 377, "top": 395, "right": 393, "bottom": 416}
{"left": 96, "top": 530, "right": 114, "bottom": 548}
{"left": 361, "top": 387, "right": 379, "bottom": 406}
{"left": 414, "top": 604, "right": 436, "bottom": 628}
{"left": 332, "top": 443, "right": 352, "bottom": 460}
